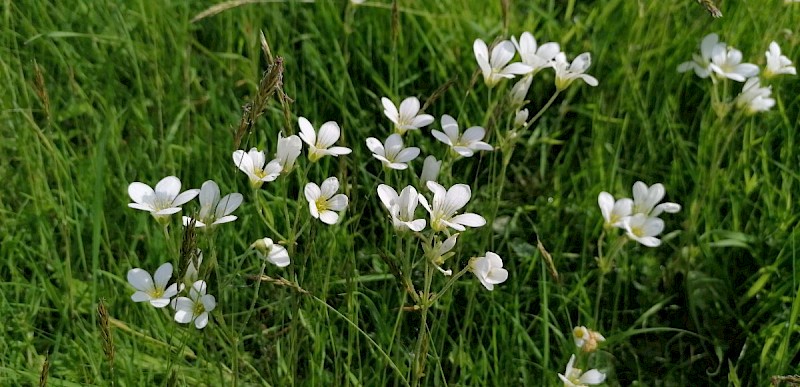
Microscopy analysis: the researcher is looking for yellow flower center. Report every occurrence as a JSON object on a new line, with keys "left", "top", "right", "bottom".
{"left": 315, "top": 198, "right": 329, "bottom": 213}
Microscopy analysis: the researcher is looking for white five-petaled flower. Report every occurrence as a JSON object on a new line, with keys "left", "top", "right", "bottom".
{"left": 622, "top": 213, "right": 665, "bottom": 247}
{"left": 573, "top": 326, "right": 606, "bottom": 353}
{"left": 232, "top": 148, "right": 282, "bottom": 188}
{"left": 304, "top": 177, "right": 349, "bottom": 225}
{"left": 181, "top": 180, "right": 243, "bottom": 228}
{"left": 366, "top": 134, "right": 420, "bottom": 170}
{"left": 298, "top": 117, "right": 352, "bottom": 162}
{"left": 631, "top": 181, "right": 681, "bottom": 217}
{"left": 597, "top": 192, "right": 633, "bottom": 229}
{"left": 511, "top": 32, "right": 561, "bottom": 75}
{"left": 553, "top": 52, "right": 599, "bottom": 91}
{"left": 470, "top": 251, "right": 509, "bottom": 291}
{"left": 735, "top": 77, "right": 775, "bottom": 114}
{"left": 431, "top": 114, "right": 493, "bottom": 157}
{"left": 558, "top": 355, "right": 606, "bottom": 387}
{"left": 381, "top": 97, "right": 434, "bottom": 134}
{"left": 420, "top": 155, "right": 442, "bottom": 186}
{"left": 251, "top": 237, "right": 291, "bottom": 267}
{"left": 377, "top": 184, "right": 426, "bottom": 232}
{"left": 173, "top": 280, "right": 216, "bottom": 329}
{"left": 708, "top": 44, "right": 759, "bottom": 82}
{"left": 764, "top": 41, "right": 796, "bottom": 78}
{"left": 473, "top": 39, "right": 533, "bottom": 88}
{"left": 418, "top": 181, "right": 485, "bottom": 232}
{"left": 678, "top": 33, "right": 725, "bottom": 78}
{"left": 275, "top": 132, "right": 303, "bottom": 173}
{"left": 127, "top": 262, "right": 179, "bottom": 308}
{"left": 128, "top": 176, "right": 200, "bottom": 220}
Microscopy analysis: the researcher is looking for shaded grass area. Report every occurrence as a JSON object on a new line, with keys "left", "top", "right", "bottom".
{"left": 1, "top": 0, "right": 799, "bottom": 385}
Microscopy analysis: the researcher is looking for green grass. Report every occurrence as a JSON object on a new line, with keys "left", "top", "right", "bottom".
{"left": 2, "top": 0, "right": 800, "bottom": 385}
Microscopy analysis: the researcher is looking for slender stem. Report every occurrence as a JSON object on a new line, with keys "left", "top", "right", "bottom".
{"left": 524, "top": 90, "right": 560, "bottom": 131}
{"left": 412, "top": 261, "right": 434, "bottom": 386}
{"left": 593, "top": 234, "right": 628, "bottom": 325}
{"left": 427, "top": 264, "right": 470, "bottom": 305}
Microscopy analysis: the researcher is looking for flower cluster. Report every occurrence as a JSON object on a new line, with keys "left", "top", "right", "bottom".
{"left": 374, "top": 95, "right": 507, "bottom": 291}
{"left": 556, "top": 326, "right": 607, "bottom": 386}
{"left": 126, "top": 113, "right": 358, "bottom": 329}
{"left": 678, "top": 33, "right": 795, "bottom": 115}
{"left": 598, "top": 181, "right": 681, "bottom": 247}
{"left": 473, "top": 31, "right": 598, "bottom": 131}
{"left": 127, "top": 262, "right": 217, "bottom": 329}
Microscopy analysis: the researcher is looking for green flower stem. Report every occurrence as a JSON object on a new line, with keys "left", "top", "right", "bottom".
{"left": 524, "top": 90, "right": 561, "bottom": 131}
{"left": 593, "top": 234, "right": 628, "bottom": 325}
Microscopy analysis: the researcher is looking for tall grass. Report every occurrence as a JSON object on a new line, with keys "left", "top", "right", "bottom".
{"left": 1, "top": 0, "right": 799, "bottom": 385}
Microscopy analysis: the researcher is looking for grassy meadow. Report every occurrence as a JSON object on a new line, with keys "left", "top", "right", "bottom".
{"left": 2, "top": 0, "right": 800, "bottom": 385}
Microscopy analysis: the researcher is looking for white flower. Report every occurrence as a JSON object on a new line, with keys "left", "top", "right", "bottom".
{"left": 473, "top": 39, "right": 532, "bottom": 88}
{"left": 181, "top": 180, "right": 243, "bottom": 228}
{"left": 631, "top": 181, "right": 681, "bottom": 217}
{"left": 573, "top": 326, "right": 606, "bottom": 353}
{"left": 297, "top": 117, "right": 352, "bottom": 162}
{"left": 597, "top": 192, "right": 632, "bottom": 228}
{"left": 418, "top": 181, "right": 485, "bottom": 232}
{"left": 232, "top": 148, "right": 282, "bottom": 188}
{"left": 431, "top": 114, "right": 493, "bottom": 157}
{"left": 509, "top": 76, "right": 533, "bottom": 106}
{"left": 275, "top": 132, "right": 302, "bottom": 173}
{"left": 553, "top": 52, "right": 599, "bottom": 91}
{"left": 511, "top": 32, "right": 561, "bottom": 75}
{"left": 708, "top": 44, "right": 759, "bottom": 82}
{"left": 735, "top": 77, "right": 775, "bottom": 114}
{"left": 251, "top": 237, "right": 291, "bottom": 267}
{"left": 558, "top": 355, "right": 606, "bottom": 387}
{"left": 514, "top": 109, "right": 529, "bottom": 127}
{"left": 381, "top": 97, "right": 434, "bottom": 134}
{"left": 764, "top": 41, "right": 796, "bottom": 78}
{"left": 377, "top": 184, "right": 426, "bottom": 232}
{"left": 128, "top": 176, "right": 200, "bottom": 220}
{"left": 470, "top": 251, "right": 509, "bottom": 291}
{"left": 428, "top": 233, "right": 459, "bottom": 275}
{"left": 622, "top": 213, "right": 665, "bottom": 247}
{"left": 419, "top": 156, "right": 441, "bottom": 186}
{"left": 127, "top": 262, "right": 179, "bottom": 308}
{"left": 304, "top": 177, "right": 349, "bottom": 225}
{"left": 366, "top": 134, "right": 420, "bottom": 170}
{"left": 678, "top": 33, "right": 724, "bottom": 78}
{"left": 184, "top": 250, "right": 203, "bottom": 285}
{"left": 173, "top": 280, "right": 216, "bottom": 329}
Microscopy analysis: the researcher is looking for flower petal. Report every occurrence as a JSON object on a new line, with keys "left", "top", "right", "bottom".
{"left": 127, "top": 268, "right": 154, "bottom": 292}
{"left": 128, "top": 182, "right": 154, "bottom": 204}
{"left": 317, "top": 121, "right": 341, "bottom": 148}
{"left": 327, "top": 194, "right": 349, "bottom": 211}
{"left": 319, "top": 210, "right": 339, "bottom": 225}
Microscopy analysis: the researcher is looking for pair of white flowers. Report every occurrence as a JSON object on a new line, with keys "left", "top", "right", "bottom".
{"left": 598, "top": 181, "right": 681, "bottom": 247}
{"left": 474, "top": 32, "right": 598, "bottom": 91}
{"left": 678, "top": 33, "right": 796, "bottom": 114}
{"left": 377, "top": 181, "right": 486, "bottom": 233}
{"left": 233, "top": 117, "right": 353, "bottom": 187}
{"left": 128, "top": 176, "right": 243, "bottom": 228}
{"left": 370, "top": 114, "right": 492, "bottom": 165}
{"left": 127, "top": 262, "right": 216, "bottom": 329}
{"left": 372, "top": 98, "right": 492, "bottom": 169}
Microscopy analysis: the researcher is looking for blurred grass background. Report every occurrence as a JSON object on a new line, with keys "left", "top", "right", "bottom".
{"left": 1, "top": 0, "right": 799, "bottom": 385}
